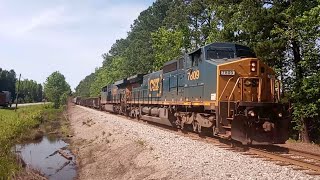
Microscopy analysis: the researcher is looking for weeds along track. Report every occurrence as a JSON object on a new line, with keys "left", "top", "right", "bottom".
{"left": 83, "top": 106, "right": 320, "bottom": 177}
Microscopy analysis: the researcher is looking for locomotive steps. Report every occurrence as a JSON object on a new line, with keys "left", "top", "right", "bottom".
{"left": 68, "top": 105, "right": 319, "bottom": 179}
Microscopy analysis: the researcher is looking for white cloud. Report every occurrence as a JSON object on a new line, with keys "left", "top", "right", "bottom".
{"left": 0, "top": 5, "right": 79, "bottom": 38}
{"left": 15, "top": 6, "right": 66, "bottom": 35}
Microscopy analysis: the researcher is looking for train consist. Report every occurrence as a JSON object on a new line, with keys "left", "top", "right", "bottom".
{"left": 75, "top": 42, "right": 289, "bottom": 145}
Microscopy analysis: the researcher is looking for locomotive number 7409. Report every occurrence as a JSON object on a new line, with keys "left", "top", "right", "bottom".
{"left": 187, "top": 69, "right": 200, "bottom": 81}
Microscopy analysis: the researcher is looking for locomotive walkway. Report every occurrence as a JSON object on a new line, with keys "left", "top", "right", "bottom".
{"left": 68, "top": 105, "right": 318, "bottom": 180}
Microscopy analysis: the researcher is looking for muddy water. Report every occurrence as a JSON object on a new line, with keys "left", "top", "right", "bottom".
{"left": 15, "top": 136, "right": 76, "bottom": 179}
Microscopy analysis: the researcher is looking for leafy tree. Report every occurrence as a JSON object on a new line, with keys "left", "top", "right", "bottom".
{"left": 152, "top": 27, "right": 184, "bottom": 69}
{"left": 75, "top": 73, "right": 95, "bottom": 97}
{"left": 89, "top": 56, "right": 127, "bottom": 96}
{"left": 123, "top": 0, "right": 172, "bottom": 74}
{"left": 16, "top": 79, "right": 43, "bottom": 103}
{"left": 44, "top": 71, "right": 71, "bottom": 108}
{"left": 271, "top": 0, "right": 320, "bottom": 142}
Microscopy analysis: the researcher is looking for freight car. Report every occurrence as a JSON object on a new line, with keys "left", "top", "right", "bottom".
{"left": 78, "top": 42, "right": 289, "bottom": 145}
{"left": 77, "top": 97, "right": 100, "bottom": 109}
{"left": 0, "top": 91, "right": 12, "bottom": 107}
{"left": 73, "top": 97, "right": 81, "bottom": 105}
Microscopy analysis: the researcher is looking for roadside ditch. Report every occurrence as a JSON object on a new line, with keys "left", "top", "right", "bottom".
{"left": 0, "top": 104, "right": 76, "bottom": 179}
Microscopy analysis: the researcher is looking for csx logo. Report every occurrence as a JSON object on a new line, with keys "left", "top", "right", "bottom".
{"left": 187, "top": 69, "right": 200, "bottom": 81}
{"left": 149, "top": 78, "right": 160, "bottom": 91}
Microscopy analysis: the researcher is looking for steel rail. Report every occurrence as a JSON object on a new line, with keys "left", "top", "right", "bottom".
{"left": 286, "top": 148, "right": 320, "bottom": 162}
{"left": 248, "top": 148, "right": 320, "bottom": 175}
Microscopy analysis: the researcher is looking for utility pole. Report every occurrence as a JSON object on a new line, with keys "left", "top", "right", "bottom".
{"left": 15, "top": 74, "right": 21, "bottom": 112}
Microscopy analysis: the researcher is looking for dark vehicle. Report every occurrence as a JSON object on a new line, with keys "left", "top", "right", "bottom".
{"left": 0, "top": 91, "right": 12, "bottom": 107}
{"left": 76, "top": 42, "right": 289, "bottom": 145}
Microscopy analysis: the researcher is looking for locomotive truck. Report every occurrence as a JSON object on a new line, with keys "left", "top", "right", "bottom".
{"left": 77, "top": 42, "right": 289, "bottom": 145}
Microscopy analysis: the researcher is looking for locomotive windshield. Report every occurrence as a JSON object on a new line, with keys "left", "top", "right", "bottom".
{"left": 205, "top": 43, "right": 256, "bottom": 60}
{"left": 236, "top": 48, "right": 256, "bottom": 58}
{"left": 206, "top": 48, "right": 235, "bottom": 60}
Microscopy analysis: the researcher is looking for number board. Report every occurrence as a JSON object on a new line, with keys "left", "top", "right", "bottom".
{"left": 187, "top": 69, "right": 200, "bottom": 81}
{"left": 220, "top": 70, "right": 235, "bottom": 76}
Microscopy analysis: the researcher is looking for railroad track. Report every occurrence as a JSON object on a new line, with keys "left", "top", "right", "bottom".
{"left": 248, "top": 146, "right": 320, "bottom": 175}
{"left": 182, "top": 130, "right": 320, "bottom": 176}
{"left": 85, "top": 106, "right": 320, "bottom": 177}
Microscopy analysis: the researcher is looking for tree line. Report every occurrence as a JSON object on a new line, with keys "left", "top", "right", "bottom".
{"left": 75, "top": 0, "right": 320, "bottom": 143}
{"left": 0, "top": 68, "right": 43, "bottom": 103}
{"left": 16, "top": 79, "right": 43, "bottom": 103}
{"left": 0, "top": 68, "right": 71, "bottom": 108}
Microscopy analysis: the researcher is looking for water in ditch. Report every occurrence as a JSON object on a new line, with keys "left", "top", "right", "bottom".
{"left": 15, "top": 136, "right": 77, "bottom": 179}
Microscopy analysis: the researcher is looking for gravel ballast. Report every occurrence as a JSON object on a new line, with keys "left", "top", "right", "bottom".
{"left": 69, "top": 105, "right": 319, "bottom": 180}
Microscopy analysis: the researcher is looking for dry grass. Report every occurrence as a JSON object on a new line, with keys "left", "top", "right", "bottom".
{"left": 136, "top": 139, "right": 146, "bottom": 146}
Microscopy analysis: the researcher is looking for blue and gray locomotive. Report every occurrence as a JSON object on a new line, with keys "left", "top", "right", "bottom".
{"left": 78, "top": 42, "right": 289, "bottom": 145}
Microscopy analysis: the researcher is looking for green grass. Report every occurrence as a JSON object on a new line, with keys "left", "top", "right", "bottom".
{"left": 0, "top": 104, "right": 64, "bottom": 178}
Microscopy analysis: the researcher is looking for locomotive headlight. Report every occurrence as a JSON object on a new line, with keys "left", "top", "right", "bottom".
{"left": 248, "top": 110, "right": 255, "bottom": 117}
{"left": 250, "top": 61, "right": 257, "bottom": 72}
{"left": 278, "top": 113, "right": 283, "bottom": 118}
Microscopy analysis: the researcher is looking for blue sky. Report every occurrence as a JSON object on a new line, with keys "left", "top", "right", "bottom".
{"left": 0, "top": 0, "right": 154, "bottom": 89}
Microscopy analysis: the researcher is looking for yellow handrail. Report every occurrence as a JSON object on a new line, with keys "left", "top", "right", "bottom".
{"left": 227, "top": 77, "right": 241, "bottom": 117}
{"left": 270, "top": 77, "right": 281, "bottom": 103}
{"left": 276, "top": 79, "right": 281, "bottom": 102}
{"left": 219, "top": 77, "right": 234, "bottom": 101}
{"left": 227, "top": 77, "right": 262, "bottom": 117}
{"left": 270, "top": 78, "right": 274, "bottom": 102}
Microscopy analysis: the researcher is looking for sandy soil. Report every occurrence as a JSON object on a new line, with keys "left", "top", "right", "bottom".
{"left": 68, "top": 105, "right": 170, "bottom": 180}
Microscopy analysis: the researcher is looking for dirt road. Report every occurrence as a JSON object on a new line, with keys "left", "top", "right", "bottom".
{"left": 17, "top": 102, "right": 49, "bottom": 107}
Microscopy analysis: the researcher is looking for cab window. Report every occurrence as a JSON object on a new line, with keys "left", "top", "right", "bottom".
{"left": 207, "top": 48, "right": 234, "bottom": 59}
